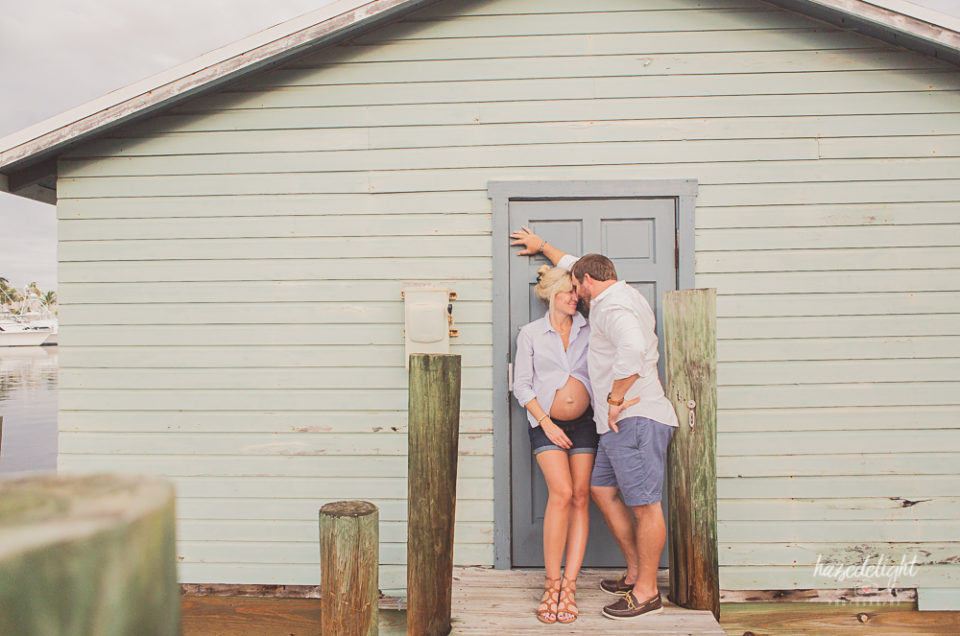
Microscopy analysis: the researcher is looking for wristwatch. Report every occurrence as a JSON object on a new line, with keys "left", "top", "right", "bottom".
{"left": 606, "top": 392, "right": 624, "bottom": 406}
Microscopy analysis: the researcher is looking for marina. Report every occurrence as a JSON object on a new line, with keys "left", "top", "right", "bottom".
{"left": 0, "top": 285, "right": 58, "bottom": 347}
{"left": 0, "top": 344, "right": 58, "bottom": 474}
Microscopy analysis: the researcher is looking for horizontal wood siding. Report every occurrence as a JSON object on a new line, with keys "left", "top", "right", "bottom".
{"left": 57, "top": 0, "right": 960, "bottom": 594}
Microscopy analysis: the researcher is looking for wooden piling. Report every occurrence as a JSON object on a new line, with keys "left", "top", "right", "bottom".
{"left": 407, "top": 353, "right": 461, "bottom": 636}
{"left": 663, "top": 288, "right": 720, "bottom": 620}
{"left": 319, "top": 500, "right": 379, "bottom": 636}
{"left": 0, "top": 473, "right": 180, "bottom": 636}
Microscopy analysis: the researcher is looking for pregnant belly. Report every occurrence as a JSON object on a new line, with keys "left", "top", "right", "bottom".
{"left": 549, "top": 377, "right": 590, "bottom": 421}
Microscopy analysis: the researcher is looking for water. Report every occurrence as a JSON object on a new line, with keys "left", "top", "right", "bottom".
{"left": 0, "top": 346, "right": 58, "bottom": 473}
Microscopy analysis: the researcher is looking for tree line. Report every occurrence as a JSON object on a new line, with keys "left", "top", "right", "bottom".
{"left": 0, "top": 277, "right": 57, "bottom": 312}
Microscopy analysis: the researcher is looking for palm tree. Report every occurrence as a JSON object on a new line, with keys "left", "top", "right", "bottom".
{"left": 0, "top": 278, "right": 19, "bottom": 308}
{"left": 43, "top": 290, "right": 57, "bottom": 307}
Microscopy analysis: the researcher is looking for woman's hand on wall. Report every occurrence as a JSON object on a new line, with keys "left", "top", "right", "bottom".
{"left": 510, "top": 226, "right": 545, "bottom": 255}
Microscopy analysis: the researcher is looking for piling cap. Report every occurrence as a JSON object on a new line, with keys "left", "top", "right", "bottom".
{"left": 320, "top": 500, "right": 378, "bottom": 518}
{"left": 0, "top": 473, "right": 174, "bottom": 559}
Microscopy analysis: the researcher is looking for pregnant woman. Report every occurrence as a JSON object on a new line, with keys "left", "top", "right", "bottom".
{"left": 513, "top": 264, "right": 598, "bottom": 624}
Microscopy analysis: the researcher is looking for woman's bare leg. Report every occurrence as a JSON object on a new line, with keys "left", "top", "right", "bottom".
{"left": 535, "top": 450, "right": 573, "bottom": 580}
{"left": 561, "top": 453, "right": 594, "bottom": 581}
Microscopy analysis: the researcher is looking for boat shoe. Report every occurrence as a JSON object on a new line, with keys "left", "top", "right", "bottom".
{"left": 602, "top": 590, "right": 664, "bottom": 620}
{"left": 599, "top": 571, "right": 634, "bottom": 595}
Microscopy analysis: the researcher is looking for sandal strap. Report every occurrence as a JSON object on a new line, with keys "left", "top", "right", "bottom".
{"left": 557, "top": 577, "right": 579, "bottom": 615}
{"left": 538, "top": 577, "right": 560, "bottom": 612}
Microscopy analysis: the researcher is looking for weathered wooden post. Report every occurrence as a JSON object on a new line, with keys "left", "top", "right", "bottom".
{"left": 0, "top": 473, "right": 180, "bottom": 636}
{"left": 407, "top": 353, "right": 461, "bottom": 636}
{"left": 664, "top": 288, "right": 720, "bottom": 620}
{"left": 319, "top": 500, "right": 379, "bottom": 636}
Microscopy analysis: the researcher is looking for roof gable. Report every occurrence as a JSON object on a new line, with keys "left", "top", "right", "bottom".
{"left": 2, "top": 0, "right": 958, "bottom": 203}
{"left": 0, "top": 0, "right": 438, "bottom": 202}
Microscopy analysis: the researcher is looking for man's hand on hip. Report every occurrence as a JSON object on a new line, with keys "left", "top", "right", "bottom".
{"left": 607, "top": 397, "right": 641, "bottom": 433}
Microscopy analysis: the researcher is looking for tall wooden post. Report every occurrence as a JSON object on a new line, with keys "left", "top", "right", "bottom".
{"left": 319, "top": 500, "right": 379, "bottom": 636}
{"left": 407, "top": 353, "right": 461, "bottom": 636}
{"left": 0, "top": 474, "right": 180, "bottom": 636}
{"left": 664, "top": 288, "right": 719, "bottom": 620}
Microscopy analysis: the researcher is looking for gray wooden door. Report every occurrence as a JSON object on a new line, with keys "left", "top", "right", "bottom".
{"left": 509, "top": 197, "right": 678, "bottom": 567}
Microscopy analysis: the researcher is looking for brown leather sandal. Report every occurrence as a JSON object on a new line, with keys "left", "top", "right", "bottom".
{"left": 557, "top": 576, "right": 579, "bottom": 623}
{"left": 536, "top": 576, "right": 561, "bottom": 624}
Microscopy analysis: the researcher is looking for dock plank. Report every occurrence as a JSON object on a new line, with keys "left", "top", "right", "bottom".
{"left": 450, "top": 567, "right": 725, "bottom": 634}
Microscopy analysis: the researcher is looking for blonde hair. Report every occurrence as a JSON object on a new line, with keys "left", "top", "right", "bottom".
{"left": 534, "top": 265, "right": 573, "bottom": 314}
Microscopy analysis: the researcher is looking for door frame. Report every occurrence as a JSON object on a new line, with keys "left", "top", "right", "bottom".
{"left": 489, "top": 179, "right": 699, "bottom": 569}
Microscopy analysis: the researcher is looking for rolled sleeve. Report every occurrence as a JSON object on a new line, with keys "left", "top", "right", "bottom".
{"left": 606, "top": 307, "right": 652, "bottom": 380}
{"left": 556, "top": 254, "right": 580, "bottom": 271}
{"left": 513, "top": 328, "right": 537, "bottom": 412}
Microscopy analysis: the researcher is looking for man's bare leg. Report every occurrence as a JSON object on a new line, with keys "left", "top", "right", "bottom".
{"left": 631, "top": 502, "right": 666, "bottom": 601}
{"left": 590, "top": 485, "right": 640, "bottom": 583}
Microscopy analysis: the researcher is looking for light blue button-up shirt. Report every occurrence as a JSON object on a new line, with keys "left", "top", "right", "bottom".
{"left": 513, "top": 311, "right": 592, "bottom": 428}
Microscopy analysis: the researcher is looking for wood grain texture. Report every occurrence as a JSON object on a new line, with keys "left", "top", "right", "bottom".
{"left": 449, "top": 567, "right": 724, "bottom": 634}
{"left": 0, "top": 474, "right": 179, "bottom": 636}
{"left": 407, "top": 354, "right": 461, "bottom": 636}
{"left": 664, "top": 288, "right": 720, "bottom": 619}
{"left": 319, "top": 500, "right": 378, "bottom": 636}
{"left": 180, "top": 596, "right": 409, "bottom": 635}
{"left": 719, "top": 601, "right": 960, "bottom": 634}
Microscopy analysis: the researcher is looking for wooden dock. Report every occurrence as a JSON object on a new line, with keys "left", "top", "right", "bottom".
{"left": 180, "top": 571, "right": 960, "bottom": 635}
{"left": 449, "top": 567, "right": 725, "bottom": 634}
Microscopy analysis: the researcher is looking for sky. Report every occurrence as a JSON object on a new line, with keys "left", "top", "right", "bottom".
{"left": 0, "top": 0, "right": 958, "bottom": 293}
{"left": 0, "top": 0, "right": 326, "bottom": 292}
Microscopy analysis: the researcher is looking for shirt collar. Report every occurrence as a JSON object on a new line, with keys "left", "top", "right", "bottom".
{"left": 540, "top": 311, "right": 586, "bottom": 335}
{"left": 591, "top": 280, "right": 625, "bottom": 308}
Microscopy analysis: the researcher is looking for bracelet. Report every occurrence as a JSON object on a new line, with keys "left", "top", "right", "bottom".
{"left": 537, "top": 239, "right": 547, "bottom": 253}
{"left": 537, "top": 413, "right": 549, "bottom": 424}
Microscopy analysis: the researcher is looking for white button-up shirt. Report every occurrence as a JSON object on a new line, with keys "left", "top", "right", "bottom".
{"left": 513, "top": 311, "right": 592, "bottom": 428}
{"left": 558, "top": 255, "right": 679, "bottom": 434}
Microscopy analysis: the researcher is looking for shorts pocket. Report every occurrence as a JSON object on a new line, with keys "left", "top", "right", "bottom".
{"left": 633, "top": 418, "right": 648, "bottom": 451}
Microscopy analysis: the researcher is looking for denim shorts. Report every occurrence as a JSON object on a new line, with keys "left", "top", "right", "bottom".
{"left": 590, "top": 416, "right": 675, "bottom": 506}
{"left": 528, "top": 406, "right": 599, "bottom": 455}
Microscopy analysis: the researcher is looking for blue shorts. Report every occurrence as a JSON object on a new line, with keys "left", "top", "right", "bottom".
{"left": 528, "top": 407, "right": 599, "bottom": 455}
{"left": 590, "top": 416, "right": 675, "bottom": 506}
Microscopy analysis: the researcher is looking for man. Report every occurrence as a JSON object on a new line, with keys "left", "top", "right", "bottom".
{"left": 511, "top": 226, "right": 679, "bottom": 620}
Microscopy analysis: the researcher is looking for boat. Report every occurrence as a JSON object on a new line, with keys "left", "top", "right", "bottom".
{"left": 0, "top": 288, "right": 58, "bottom": 347}
{"left": 0, "top": 316, "right": 53, "bottom": 347}
{"left": 16, "top": 311, "right": 58, "bottom": 345}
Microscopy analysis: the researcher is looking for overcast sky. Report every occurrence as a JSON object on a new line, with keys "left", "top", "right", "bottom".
{"left": 1, "top": 0, "right": 958, "bottom": 292}
{"left": 0, "top": 0, "right": 326, "bottom": 292}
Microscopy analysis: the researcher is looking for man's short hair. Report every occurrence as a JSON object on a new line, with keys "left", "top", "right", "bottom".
{"left": 571, "top": 254, "right": 617, "bottom": 282}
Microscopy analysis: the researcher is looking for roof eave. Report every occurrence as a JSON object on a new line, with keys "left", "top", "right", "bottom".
{"left": 764, "top": 0, "right": 960, "bottom": 65}
{"left": 2, "top": 0, "right": 958, "bottom": 205}
{"left": 0, "top": 0, "right": 439, "bottom": 203}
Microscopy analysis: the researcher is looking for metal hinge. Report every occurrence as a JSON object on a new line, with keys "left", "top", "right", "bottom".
{"left": 507, "top": 362, "right": 513, "bottom": 392}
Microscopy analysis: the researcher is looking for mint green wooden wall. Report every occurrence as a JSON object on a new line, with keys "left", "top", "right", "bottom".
{"left": 56, "top": 0, "right": 960, "bottom": 598}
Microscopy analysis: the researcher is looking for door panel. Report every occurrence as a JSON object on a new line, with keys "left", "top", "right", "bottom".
{"left": 509, "top": 197, "right": 678, "bottom": 568}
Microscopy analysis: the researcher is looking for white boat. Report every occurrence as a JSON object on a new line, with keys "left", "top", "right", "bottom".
{"left": 17, "top": 311, "right": 58, "bottom": 345}
{"left": 1, "top": 288, "right": 58, "bottom": 346}
{"left": 0, "top": 318, "right": 52, "bottom": 346}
